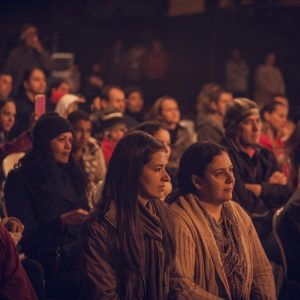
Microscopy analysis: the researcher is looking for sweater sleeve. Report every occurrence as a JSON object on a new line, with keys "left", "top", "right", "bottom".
{"left": 81, "top": 221, "right": 119, "bottom": 300}
{"left": 169, "top": 216, "right": 223, "bottom": 300}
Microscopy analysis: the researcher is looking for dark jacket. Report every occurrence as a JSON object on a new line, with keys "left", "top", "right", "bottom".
{"left": 224, "top": 139, "right": 291, "bottom": 243}
{"left": 81, "top": 199, "right": 174, "bottom": 300}
{"left": 4, "top": 164, "right": 89, "bottom": 257}
{"left": 278, "top": 188, "right": 300, "bottom": 283}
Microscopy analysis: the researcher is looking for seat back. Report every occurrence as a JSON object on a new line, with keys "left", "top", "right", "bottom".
{"left": 272, "top": 207, "right": 288, "bottom": 277}
{"left": 2, "top": 152, "right": 25, "bottom": 178}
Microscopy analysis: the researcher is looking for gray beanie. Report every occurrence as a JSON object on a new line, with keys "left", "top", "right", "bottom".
{"left": 223, "top": 98, "right": 260, "bottom": 136}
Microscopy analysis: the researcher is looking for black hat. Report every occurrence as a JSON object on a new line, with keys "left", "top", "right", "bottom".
{"left": 32, "top": 113, "right": 73, "bottom": 148}
{"left": 223, "top": 98, "right": 260, "bottom": 136}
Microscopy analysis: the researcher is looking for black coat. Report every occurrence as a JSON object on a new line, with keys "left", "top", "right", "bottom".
{"left": 4, "top": 164, "right": 89, "bottom": 257}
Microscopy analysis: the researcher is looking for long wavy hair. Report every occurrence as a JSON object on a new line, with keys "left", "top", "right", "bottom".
{"left": 97, "top": 131, "right": 174, "bottom": 295}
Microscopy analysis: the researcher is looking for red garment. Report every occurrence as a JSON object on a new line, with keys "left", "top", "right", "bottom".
{"left": 259, "top": 133, "right": 290, "bottom": 178}
{"left": 101, "top": 138, "right": 116, "bottom": 166}
{"left": 0, "top": 131, "right": 32, "bottom": 163}
{"left": 0, "top": 225, "right": 38, "bottom": 300}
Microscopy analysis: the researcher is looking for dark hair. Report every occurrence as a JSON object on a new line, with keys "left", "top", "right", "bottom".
{"left": 125, "top": 86, "right": 144, "bottom": 99}
{"left": 0, "top": 71, "right": 12, "bottom": 78}
{"left": 18, "top": 67, "right": 45, "bottom": 95}
{"left": 177, "top": 141, "right": 227, "bottom": 194}
{"left": 135, "top": 121, "right": 167, "bottom": 136}
{"left": 49, "top": 78, "right": 69, "bottom": 90}
{"left": 97, "top": 131, "right": 173, "bottom": 294}
{"left": 22, "top": 67, "right": 45, "bottom": 84}
{"left": 261, "top": 100, "right": 286, "bottom": 120}
{"left": 68, "top": 109, "right": 91, "bottom": 126}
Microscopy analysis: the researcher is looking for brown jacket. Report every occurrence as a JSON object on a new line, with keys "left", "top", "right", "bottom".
{"left": 81, "top": 200, "right": 174, "bottom": 299}
{"left": 169, "top": 194, "right": 276, "bottom": 300}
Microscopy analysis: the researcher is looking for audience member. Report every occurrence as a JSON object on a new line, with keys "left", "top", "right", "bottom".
{"left": 225, "top": 48, "right": 249, "bottom": 97}
{"left": 0, "top": 72, "right": 13, "bottom": 101}
{"left": 136, "top": 121, "right": 173, "bottom": 199}
{"left": 13, "top": 67, "right": 47, "bottom": 137}
{"left": 273, "top": 95, "right": 295, "bottom": 142}
{"left": 48, "top": 78, "right": 70, "bottom": 107}
{"left": 254, "top": 52, "right": 286, "bottom": 106}
{"left": 260, "top": 100, "right": 290, "bottom": 177}
{"left": 68, "top": 110, "right": 106, "bottom": 185}
{"left": 196, "top": 83, "right": 233, "bottom": 144}
{"left": 0, "top": 100, "right": 16, "bottom": 143}
{"left": 81, "top": 131, "right": 175, "bottom": 299}
{"left": 147, "top": 96, "right": 193, "bottom": 173}
{"left": 101, "top": 85, "right": 138, "bottom": 129}
{"left": 4, "top": 24, "right": 53, "bottom": 95}
{"left": 100, "top": 107, "right": 128, "bottom": 165}
{"left": 125, "top": 86, "right": 145, "bottom": 124}
{"left": 55, "top": 93, "right": 84, "bottom": 118}
{"left": 223, "top": 98, "right": 291, "bottom": 260}
{"left": 4, "top": 113, "right": 90, "bottom": 299}
{"left": 168, "top": 142, "right": 276, "bottom": 299}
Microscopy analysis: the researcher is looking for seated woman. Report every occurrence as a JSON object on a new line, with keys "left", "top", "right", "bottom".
{"left": 168, "top": 141, "right": 276, "bottom": 299}
{"left": 4, "top": 113, "right": 89, "bottom": 299}
{"left": 81, "top": 131, "right": 175, "bottom": 299}
{"left": 136, "top": 121, "right": 173, "bottom": 199}
{"left": 260, "top": 100, "right": 290, "bottom": 178}
{"left": 147, "top": 96, "right": 193, "bottom": 174}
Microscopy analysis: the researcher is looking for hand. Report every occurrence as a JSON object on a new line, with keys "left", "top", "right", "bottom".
{"left": 1, "top": 217, "right": 24, "bottom": 233}
{"left": 245, "top": 184, "right": 262, "bottom": 197}
{"left": 31, "top": 36, "right": 43, "bottom": 53}
{"left": 1, "top": 217, "right": 24, "bottom": 246}
{"left": 60, "top": 209, "right": 89, "bottom": 226}
{"left": 267, "top": 171, "right": 287, "bottom": 185}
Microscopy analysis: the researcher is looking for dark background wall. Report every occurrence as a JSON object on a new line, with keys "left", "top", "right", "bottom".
{"left": 0, "top": 0, "right": 299, "bottom": 119}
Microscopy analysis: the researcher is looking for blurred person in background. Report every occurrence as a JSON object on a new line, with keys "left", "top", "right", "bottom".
{"left": 100, "top": 107, "right": 128, "bottom": 165}
{"left": 0, "top": 72, "right": 13, "bottom": 102}
{"left": 4, "top": 24, "right": 53, "bottom": 95}
{"left": 0, "top": 100, "right": 16, "bottom": 144}
{"left": 225, "top": 48, "right": 249, "bottom": 97}
{"left": 260, "top": 100, "right": 290, "bottom": 178}
{"left": 254, "top": 52, "right": 285, "bottom": 106}
{"left": 148, "top": 96, "right": 193, "bottom": 174}
{"left": 125, "top": 86, "right": 145, "bottom": 124}
{"left": 196, "top": 83, "right": 233, "bottom": 144}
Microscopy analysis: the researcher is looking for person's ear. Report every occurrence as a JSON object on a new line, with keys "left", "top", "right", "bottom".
{"left": 191, "top": 174, "right": 203, "bottom": 191}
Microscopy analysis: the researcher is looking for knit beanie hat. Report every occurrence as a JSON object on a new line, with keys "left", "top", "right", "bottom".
{"left": 100, "top": 107, "right": 126, "bottom": 130}
{"left": 32, "top": 113, "right": 73, "bottom": 148}
{"left": 223, "top": 98, "right": 260, "bottom": 136}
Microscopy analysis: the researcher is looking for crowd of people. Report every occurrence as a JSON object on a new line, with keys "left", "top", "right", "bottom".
{"left": 0, "top": 23, "right": 299, "bottom": 300}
